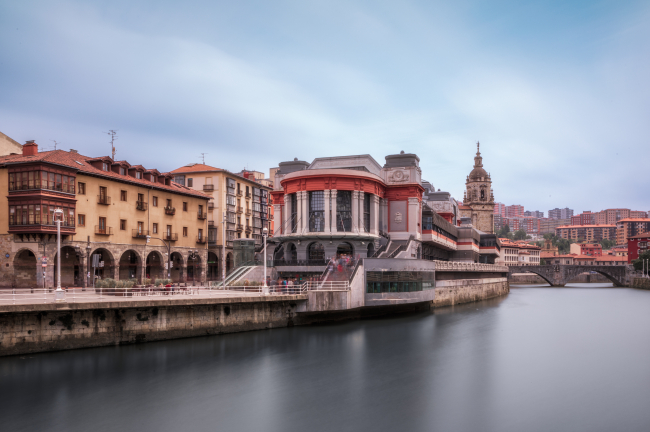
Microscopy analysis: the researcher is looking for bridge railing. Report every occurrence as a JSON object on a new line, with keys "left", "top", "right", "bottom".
{"left": 434, "top": 261, "right": 508, "bottom": 273}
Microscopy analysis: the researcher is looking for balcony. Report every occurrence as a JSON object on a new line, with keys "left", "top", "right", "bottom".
{"left": 197, "top": 212, "right": 207, "bottom": 220}
{"left": 8, "top": 220, "right": 75, "bottom": 235}
{"left": 245, "top": 209, "right": 252, "bottom": 216}
{"left": 196, "top": 236, "right": 207, "bottom": 244}
{"left": 95, "top": 226, "right": 113, "bottom": 236}
{"left": 132, "top": 229, "right": 150, "bottom": 239}
{"left": 208, "top": 220, "right": 215, "bottom": 227}
{"left": 236, "top": 206, "right": 243, "bottom": 214}
{"left": 163, "top": 232, "right": 178, "bottom": 242}
{"left": 207, "top": 201, "right": 214, "bottom": 209}
{"left": 237, "top": 190, "right": 242, "bottom": 197}
{"left": 245, "top": 225, "right": 252, "bottom": 233}
{"left": 136, "top": 201, "right": 148, "bottom": 211}
{"left": 203, "top": 184, "right": 214, "bottom": 192}
{"left": 97, "top": 195, "right": 111, "bottom": 205}
{"left": 164, "top": 206, "right": 176, "bottom": 215}
{"left": 236, "top": 224, "right": 243, "bottom": 232}
{"left": 245, "top": 192, "right": 251, "bottom": 199}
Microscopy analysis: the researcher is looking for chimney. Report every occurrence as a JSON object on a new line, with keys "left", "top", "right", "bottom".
{"left": 23, "top": 140, "right": 38, "bottom": 156}
{"left": 70, "top": 149, "right": 78, "bottom": 154}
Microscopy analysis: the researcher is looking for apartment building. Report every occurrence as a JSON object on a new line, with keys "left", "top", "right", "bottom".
{"left": 571, "top": 211, "right": 595, "bottom": 226}
{"left": 569, "top": 243, "right": 602, "bottom": 257}
{"left": 555, "top": 224, "right": 617, "bottom": 242}
{"left": 494, "top": 202, "right": 506, "bottom": 217}
{"left": 505, "top": 205, "right": 524, "bottom": 218}
{"left": 615, "top": 218, "right": 650, "bottom": 245}
{"left": 548, "top": 208, "right": 574, "bottom": 220}
{"left": 170, "top": 164, "right": 272, "bottom": 276}
{"left": 524, "top": 210, "right": 544, "bottom": 218}
{"left": 497, "top": 239, "right": 541, "bottom": 266}
{"left": 0, "top": 141, "right": 210, "bottom": 288}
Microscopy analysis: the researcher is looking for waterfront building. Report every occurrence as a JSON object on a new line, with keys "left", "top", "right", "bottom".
{"left": 497, "top": 239, "right": 541, "bottom": 266}
{"left": 548, "top": 207, "right": 574, "bottom": 220}
{"left": 627, "top": 233, "right": 650, "bottom": 264}
{"left": 594, "top": 255, "right": 628, "bottom": 266}
{"left": 169, "top": 164, "right": 273, "bottom": 278}
{"left": 569, "top": 242, "right": 602, "bottom": 257}
{"left": 459, "top": 142, "right": 495, "bottom": 234}
{"left": 555, "top": 224, "right": 616, "bottom": 242}
{"left": 616, "top": 218, "right": 650, "bottom": 245}
{"left": 0, "top": 141, "right": 210, "bottom": 288}
{"left": 266, "top": 150, "right": 500, "bottom": 283}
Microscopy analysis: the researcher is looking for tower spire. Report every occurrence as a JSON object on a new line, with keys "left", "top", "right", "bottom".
{"left": 474, "top": 141, "right": 483, "bottom": 168}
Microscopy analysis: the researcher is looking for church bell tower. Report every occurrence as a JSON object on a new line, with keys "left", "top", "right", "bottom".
{"left": 461, "top": 142, "right": 495, "bottom": 233}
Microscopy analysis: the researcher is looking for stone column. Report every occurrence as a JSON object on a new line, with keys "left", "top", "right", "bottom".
{"left": 284, "top": 193, "right": 291, "bottom": 234}
{"left": 351, "top": 191, "right": 359, "bottom": 233}
{"left": 330, "top": 190, "right": 338, "bottom": 233}
{"left": 380, "top": 199, "right": 388, "bottom": 233}
{"left": 302, "top": 191, "right": 309, "bottom": 234}
{"left": 371, "top": 194, "right": 380, "bottom": 236}
{"left": 324, "top": 190, "right": 331, "bottom": 234}
{"left": 408, "top": 197, "right": 420, "bottom": 239}
{"left": 359, "top": 191, "right": 366, "bottom": 234}
{"left": 273, "top": 202, "right": 282, "bottom": 235}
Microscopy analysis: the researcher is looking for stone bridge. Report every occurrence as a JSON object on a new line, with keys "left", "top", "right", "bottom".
{"left": 508, "top": 265, "right": 629, "bottom": 287}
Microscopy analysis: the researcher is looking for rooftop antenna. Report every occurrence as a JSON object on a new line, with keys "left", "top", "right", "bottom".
{"left": 105, "top": 130, "right": 118, "bottom": 160}
{"left": 200, "top": 153, "right": 207, "bottom": 164}
{"left": 50, "top": 140, "right": 60, "bottom": 150}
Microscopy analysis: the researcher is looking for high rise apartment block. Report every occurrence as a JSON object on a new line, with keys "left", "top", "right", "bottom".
{"left": 548, "top": 208, "right": 574, "bottom": 220}
{"left": 505, "top": 205, "right": 524, "bottom": 218}
{"left": 616, "top": 218, "right": 650, "bottom": 245}
{"left": 571, "top": 211, "right": 595, "bottom": 226}
{"left": 524, "top": 210, "right": 544, "bottom": 218}
{"left": 556, "top": 224, "right": 616, "bottom": 242}
{"left": 493, "top": 202, "right": 506, "bottom": 217}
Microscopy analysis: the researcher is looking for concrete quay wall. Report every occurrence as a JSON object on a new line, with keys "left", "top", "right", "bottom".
{"left": 0, "top": 278, "right": 511, "bottom": 357}
{"left": 0, "top": 296, "right": 308, "bottom": 357}
{"left": 433, "top": 278, "right": 509, "bottom": 308}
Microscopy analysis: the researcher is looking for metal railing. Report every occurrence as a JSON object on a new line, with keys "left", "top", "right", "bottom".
{"left": 95, "top": 226, "right": 113, "bottom": 235}
{"left": 132, "top": 229, "right": 149, "bottom": 239}
{"left": 163, "top": 233, "right": 178, "bottom": 241}
{"left": 97, "top": 195, "right": 111, "bottom": 205}
{"left": 197, "top": 212, "right": 207, "bottom": 220}
{"left": 164, "top": 206, "right": 176, "bottom": 215}
{"left": 196, "top": 236, "right": 206, "bottom": 244}
{"left": 274, "top": 259, "right": 327, "bottom": 267}
{"left": 136, "top": 201, "right": 148, "bottom": 211}
{"left": 203, "top": 184, "right": 214, "bottom": 191}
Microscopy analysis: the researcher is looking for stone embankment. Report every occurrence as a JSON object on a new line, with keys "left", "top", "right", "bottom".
{"left": 631, "top": 278, "right": 650, "bottom": 290}
{"left": 0, "top": 276, "right": 510, "bottom": 357}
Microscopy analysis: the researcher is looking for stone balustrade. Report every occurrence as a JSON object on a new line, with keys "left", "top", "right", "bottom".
{"left": 433, "top": 261, "right": 508, "bottom": 273}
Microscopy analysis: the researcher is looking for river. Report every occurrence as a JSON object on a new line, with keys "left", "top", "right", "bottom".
{"left": 1, "top": 283, "right": 650, "bottom": 432}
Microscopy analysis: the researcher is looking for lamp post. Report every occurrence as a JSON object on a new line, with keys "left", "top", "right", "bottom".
{"left": 85, "top": 238, "right": 91, "bottom": 291}
{"left": 262, "top": 226, "right": 268, "bottom": 295}
{"left": 222, "top": 211, "right": 226, "bottom": 283}
{"left": 53, "top": 208, "right": 65, "bottom": 302}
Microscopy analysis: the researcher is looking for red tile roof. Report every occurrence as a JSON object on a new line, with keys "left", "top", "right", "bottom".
{"left": 170, "top": 163, "right": 223, "bottom": 174}
{"left": 0, "top": 149, "right": 210, "bottom": 199}
{"left": 556, "top": 224, "right": 616, "bottom": 229}
{"left": 617, "top": 218, "right": 650, "bottom": 223}
{"left": 627, "top": 233, "right": 650, "bottom": 239}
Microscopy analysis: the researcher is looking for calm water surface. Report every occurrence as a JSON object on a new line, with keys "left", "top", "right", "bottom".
{"left": 2, "top": 283, "right": 650, "bottom": 432}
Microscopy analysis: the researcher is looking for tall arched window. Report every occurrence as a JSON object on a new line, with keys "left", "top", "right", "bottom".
{"left": 308, "top": 242, "right": 325, "bottom": 261}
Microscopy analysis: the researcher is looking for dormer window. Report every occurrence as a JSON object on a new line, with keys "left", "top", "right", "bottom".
{"left": 120, "top": 167, "right": 126, "bottom": 175}
{"left": 102, "top": 163, "right": 109, "bottom": 171}
{"left": 152, "top": 176, "right": 156, "bottom": 183}
{"left": 135, "top": 171, "right": 142, "bottom": 179}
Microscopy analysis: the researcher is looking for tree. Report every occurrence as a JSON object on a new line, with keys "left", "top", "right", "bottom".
{"left": 514, "top": 229, "right": 528, "bottom": 240}
{"left": 540, "top": 258, "right": 546, "bottom": 265}
{"left": 497, "top": 225, "right": 510, "bottom": 238}
{"left": 632, "top": 250, "right": 650, "bottom": 271}
{"left": 556, "top": 238, "right": 574, "bottom": 254}
{"left": 600, "top": 239, "right": 616, "bottom": 250}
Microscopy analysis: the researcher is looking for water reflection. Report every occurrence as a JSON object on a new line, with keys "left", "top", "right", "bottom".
{"left": 1, "top": 284, "right": 650, "bottom": 432}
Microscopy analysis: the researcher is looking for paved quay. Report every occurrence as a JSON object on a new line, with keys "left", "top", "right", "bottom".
{"left": 0, "top": 287, "right": 306, "bottom": 313}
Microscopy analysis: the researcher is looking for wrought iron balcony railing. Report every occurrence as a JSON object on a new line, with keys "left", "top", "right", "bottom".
{"left": 164, "top": 206, "right": 176, "bottom": 215}
{"left": 97, "top": 195, "right": 111, "bottom": 205}
{"left": 163, "top": 232, "right": 178, "bottom": 241}
{"left": 203, "top": 184, "right": 214, "bottom": 191}
{"left": 132, "top": 229, "right": 150, "bottom": 239}
{"left": 95, "top": 226, "right": 113, "bottom": 235}
{"left": 136, "top": 201, "right": 148, "bottom": 211}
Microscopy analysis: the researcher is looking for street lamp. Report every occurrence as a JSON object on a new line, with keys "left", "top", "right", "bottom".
{"left": 262, "top": 226, "right": 269, "bottom": 295}
{"left": 85, "top": 237, "right": 91, "bottom": 291}
{"left": 53, "top": 208, "right": 65, "bottom": 302}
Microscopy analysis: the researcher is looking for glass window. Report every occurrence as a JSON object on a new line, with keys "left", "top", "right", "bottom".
{"left": 183, "top": 202, "right": 188, "bottom": 211}
{"left": 120, "top": 220, "right": 126, "bottom": 230}
{"left": 152, "top": 196, "right": 158, "bottom": 207}
{"left": 366, "top": 271, "right": 434, "bottom": 293}
{"left": 187, "top": 178, "right": 193, "bottom": 187}
{"left": 309, "top": 191, "right": 324, "bottom": 232}
{"left": 363, "top": 193, "right": 370, "bottom": 233}
{"left": 153, "top": 223, "right": 158, "bottom": 234}
{"left": 78, "top": 214, "right": 85, "bottom": 227}
{"left": 291, "top": 193, "right": 298, "bottom": 233}
{"left": 183, "top": 227, "right": 188, "bottom": 237}
{"left": 336, "top": 191, "right": 352, "bottom": 232}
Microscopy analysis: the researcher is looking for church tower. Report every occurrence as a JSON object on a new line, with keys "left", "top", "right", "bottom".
{"left": 460, "top": 142, "right": 495, "bottom": 233}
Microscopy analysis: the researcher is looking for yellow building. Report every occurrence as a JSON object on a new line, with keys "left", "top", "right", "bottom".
{"left": 169, "top": 164, "right": 272, "bottom": 277}
{"left": 0, "top": 142, "right": 210, "bottom": 288}
{"left": 0, "top": 131, "right": 22, "bottom": 156}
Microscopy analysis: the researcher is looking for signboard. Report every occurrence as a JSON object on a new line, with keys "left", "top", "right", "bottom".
{"left": 41, "top": 256, "right": 48, "bottom": 265}
{"left": 92, "top": 254, "right": 100, "bottom": 268}
{"left": 99, "top": 261, "right": 105, "bottom": 268}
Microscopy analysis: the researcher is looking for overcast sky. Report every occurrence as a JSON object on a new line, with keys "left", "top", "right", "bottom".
{"left": 1, "top": 0, "right": 648, "bottom": 214}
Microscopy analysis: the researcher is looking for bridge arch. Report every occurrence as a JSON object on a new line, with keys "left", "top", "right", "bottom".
{"left": 509, "top": 267, "right": 554, "bottom": 286}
